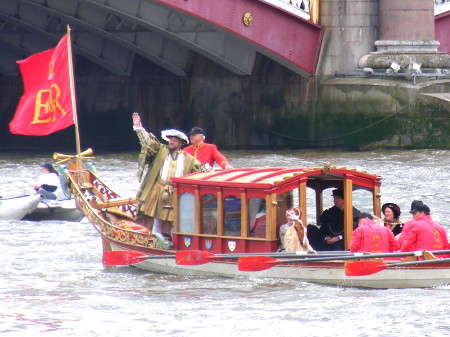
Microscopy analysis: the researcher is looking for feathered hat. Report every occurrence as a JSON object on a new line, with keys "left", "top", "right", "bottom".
{"left": 161, "top": 129, "right": 189, "bottom": 145}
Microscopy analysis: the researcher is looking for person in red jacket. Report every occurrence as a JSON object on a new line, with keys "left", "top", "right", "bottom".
{"left": 400, "top": 201, "right": 450, "bottom": 252}
{"left": 350, "top": 213, "right": 400, "bottom": 253}
{"left": 184, "top": 127, "right": 233, "bottom": 170}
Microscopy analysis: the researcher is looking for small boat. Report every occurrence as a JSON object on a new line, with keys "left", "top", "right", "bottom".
{"left": 68, "top": 161, "right": 450, "bottom": 289}
{"left": 22, "top": 199, "right": 84, "bottom": 222}
{"left": 0, "top": 194, "right": 42, "bottom": 220}
{"left": 22, "top": 155, "right": 95, "bottom": 222}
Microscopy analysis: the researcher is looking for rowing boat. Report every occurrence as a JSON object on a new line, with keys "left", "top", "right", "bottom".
{"left": 21, "top": 160, "right": 95, "bottom": 222}
{"left": 68, "top": 161, "right": 450, "bottom": 289}
{"left": 0, "top": 194, "right": 41, "bottom": 220}
{"left": 22, "top": 199, "right": 84, "bottom": 222}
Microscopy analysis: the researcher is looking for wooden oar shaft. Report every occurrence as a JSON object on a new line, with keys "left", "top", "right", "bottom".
{"left": 274, "top": 249, "right": 450, "bottom": 264}
{"left": 212, "top": 252, "right": 352, "bottom": 259}
{"left": 91, "top": 198, "right": 138, "bottom": 209}
{"left": 345, "top": 255, "right": 450, "bottom": 277}
{"left": 428, "top": 250, "right": 450, "bottom": 255}
{"left": 181, "top": 249, "right": 450, "bottom": 262}
{"left": 273, "top": 251, "right": 422, "bottom": 264}
{"left": 135, "top": 255, "right": 175, "bottom": 260}
{"left": 387, "top": 257, "right": 450, "bottom": 267}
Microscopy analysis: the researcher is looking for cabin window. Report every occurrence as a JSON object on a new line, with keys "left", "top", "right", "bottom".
{"left": 224, "top": 195, "right": 241, "bottom": 236}
{"left": 353, "top": 188, "right": 375, "bottom": 214}
{"left": 306, "top": 187, "right": 317, "bottom": 225}
{"left": 201, "top": 194, "right": 217, "bottom": 235}
{"left": 276, "top": 191, "right": 294, "bottom": 229}
{"left": 248, "top": 197, "right": 266, "bottom": 238}
{"left": 179, "top": 192, "right": 195, "bottom": 233}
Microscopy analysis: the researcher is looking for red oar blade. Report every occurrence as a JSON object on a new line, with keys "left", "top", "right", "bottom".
{"left": 238, "top": 256, "right": 279, "bottom": 272}
{"left": 345, "top": 260, "right": 388, "bottom": 276}
{"left": 175, "top": 250, "right": 217, "bottom": 265}
{"left": 103, "top": 251, "right": 148, "bottom": 266}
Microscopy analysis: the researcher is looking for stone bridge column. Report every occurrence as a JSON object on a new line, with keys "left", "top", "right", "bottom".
{"left": 359, "top": 0, "right": 450, "bottom": 72}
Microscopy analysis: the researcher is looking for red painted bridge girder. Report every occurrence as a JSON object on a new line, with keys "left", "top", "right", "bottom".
{"left": 153, "top": 0, "right": 322, "bottom": 75}
{"left": 436, "top": 12, "right": 450, "bottom": 54}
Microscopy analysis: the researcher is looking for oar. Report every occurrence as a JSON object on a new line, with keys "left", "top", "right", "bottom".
{"left": 105, "top": 249, "right": 450, "bottom": 267}
{"left": 237, "top": 251, "right": 429, "bottom": 272}
{"left": 238, "top": 249, "right": 450, "bottom": 272}
{"left": 174, "top": 250, "right": 354, "bottom": 266}
{"left": 103, "top": 251, "right": 174, "bottom": 266}
{"left": 345, "top": 257, "right": 450, "bottom": 277}
{"left": 104, "top": 250, "right": 345, "bottom": 267}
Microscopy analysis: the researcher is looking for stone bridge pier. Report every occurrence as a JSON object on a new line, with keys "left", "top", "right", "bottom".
{"left": 0, "top": 0, "right": 450, "bottom": 151}
{"left": 360, "top": 0, "right": 450, "bottom": 72}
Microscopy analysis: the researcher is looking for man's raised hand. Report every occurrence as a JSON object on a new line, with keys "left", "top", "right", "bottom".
{"left": 132, "top": 112, "right": 141, "bottom": 127}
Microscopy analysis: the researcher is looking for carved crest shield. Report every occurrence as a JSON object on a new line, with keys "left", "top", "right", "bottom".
{"left": 205, "top": 239, "right": 213, "bottom": 250}
{"left": 184, "top": 237, "right": 191, "bottom": 248}
{"left": 228, "top": 240, "right": 236, "bottom": 252}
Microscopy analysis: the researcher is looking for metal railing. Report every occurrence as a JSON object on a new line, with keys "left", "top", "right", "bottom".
{"left": 435, "top": 0, "right": 450, "bottom": 7}
{"left": 435, "top": 0, "right": 450, "bottom": 15}
{"left": 260, "top": 0, "right": 310, "bottom": 20}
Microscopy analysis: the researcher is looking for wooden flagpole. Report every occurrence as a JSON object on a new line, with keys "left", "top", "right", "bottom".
{"left": 66, "top": 25, "right": 82, "bottom": 170}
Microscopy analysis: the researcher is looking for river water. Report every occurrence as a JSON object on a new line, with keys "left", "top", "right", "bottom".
{"left": 1, "top": 149, "right": 450, "bottom": 337}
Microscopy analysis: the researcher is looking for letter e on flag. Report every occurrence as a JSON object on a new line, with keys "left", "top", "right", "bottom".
{"left": 9, "top": 34, "right": 74, "bottom": 135}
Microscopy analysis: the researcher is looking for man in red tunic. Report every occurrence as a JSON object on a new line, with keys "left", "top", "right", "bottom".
{"left": 183, "top": 127, "right": 233, "bottom": 170}
{"left": 400, "top": 201, "right": 450, "bottom": 252}
{"left": 350, "top": 213, "right": 399, "bottom": 253}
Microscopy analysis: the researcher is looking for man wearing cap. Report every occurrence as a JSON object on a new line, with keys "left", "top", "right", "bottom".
{"left": 350, "top": 213, "right": 399, "bottom": 253}
{"left": 132, "top": 113, "right": 204, "bottom": 234}
{"left": 317, "top": 188, "right": 361, "bottom": 251}
{"left": 183, "top": 127, "right": 233, "bottom": 170}
{"left": 399, "top": 200, "right": 449, "bottom": 252}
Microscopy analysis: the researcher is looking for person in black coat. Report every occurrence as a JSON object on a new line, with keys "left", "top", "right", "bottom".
{"left": 318, "top": 188, "right": 361, "bottom": 251}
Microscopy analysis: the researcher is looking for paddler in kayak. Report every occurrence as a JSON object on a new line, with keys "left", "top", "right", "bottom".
{"left": 132, "top": 112, "right": 204, "bottom": 235}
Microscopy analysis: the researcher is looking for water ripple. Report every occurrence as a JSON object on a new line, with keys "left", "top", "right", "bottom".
{"left": 1, "top": 150, "right": 450, "bottom": 336}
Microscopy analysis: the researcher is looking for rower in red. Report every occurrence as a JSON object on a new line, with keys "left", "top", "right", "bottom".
{"left": 399, "top": 201, "right": 450, "bottom": 252}
{"left": 183, "top": 127, "right": 233, "bottom": 170}
{"left": 350, "top": 213, "right": 400, "bottom": 253}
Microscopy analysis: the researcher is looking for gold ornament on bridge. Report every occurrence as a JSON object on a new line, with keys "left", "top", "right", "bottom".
{"left": 243, "top": 12, "right": 253, "bottom": 27}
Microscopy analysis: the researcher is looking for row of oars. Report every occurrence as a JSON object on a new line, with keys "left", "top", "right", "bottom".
{"left": 104, "top": 249, "right": 450, "bottom": 276}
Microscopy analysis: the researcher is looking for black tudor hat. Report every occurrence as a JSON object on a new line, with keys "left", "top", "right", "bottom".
{"left": 188, "top": 127, "right": 206, "bottom": 136}
{"left": 331, "top": 188, "right": 344, "bottom": 199}
{"left": 409, "top": 200, "right": 430, "bottom": 214}
{"left": 382, "top": 203, "right": 401, "bottom": 218}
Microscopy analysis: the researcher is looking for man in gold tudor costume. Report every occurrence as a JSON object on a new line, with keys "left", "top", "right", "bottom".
{"left": 132, "top": 112, "right": 204, "bottom": 234}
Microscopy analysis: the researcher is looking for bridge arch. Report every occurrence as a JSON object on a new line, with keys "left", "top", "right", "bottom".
{"left": 0, "top": 0, "right": 322, "bottom": 77}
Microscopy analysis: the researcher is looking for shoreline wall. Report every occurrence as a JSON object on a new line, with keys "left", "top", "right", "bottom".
{"left": 1, "top": 54, "right": 449, "bottom": 152}
{"left": 1, "top": 0, "right": 449, "bottom": 152}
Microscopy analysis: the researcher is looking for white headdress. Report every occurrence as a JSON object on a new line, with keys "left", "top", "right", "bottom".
{"left": 161, "top": 129, "right": 189, "bottom": 144}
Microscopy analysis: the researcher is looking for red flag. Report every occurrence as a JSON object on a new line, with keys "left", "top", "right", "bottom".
{"left": 9, "top": 34, "right": 74, "bottom": 135}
